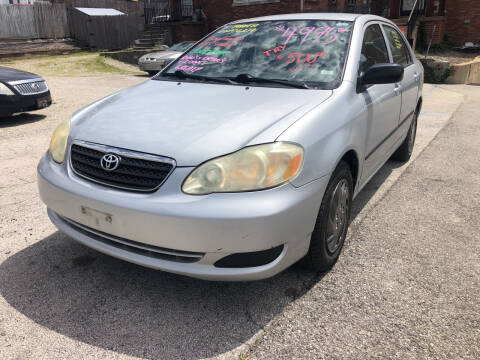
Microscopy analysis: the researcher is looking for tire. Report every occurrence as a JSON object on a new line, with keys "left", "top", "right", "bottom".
{"left": 147, "top": 71, "right": 158, "bottom": 76}
{"left": 301, "top": 161, "right": 353, "bottom": 272}
{"left": 391, "top": 111, "right": 418, "bottom": 162}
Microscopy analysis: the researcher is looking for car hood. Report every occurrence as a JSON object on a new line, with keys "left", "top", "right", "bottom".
{"left": 143, "top": 51, "right": 182, "bottom": 60}
{"left": 0, "top": 66, "right": 41, "bottom": 82}
{"left": 71, "top": 80, "right": 332, "bottom": 166}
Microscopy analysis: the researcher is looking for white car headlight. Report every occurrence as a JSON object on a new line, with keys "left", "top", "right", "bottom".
{"left": 182, "top": 142, "right": 304, "bottom": 195}
{"left": 0, "top": 83, "right": 14, "bottom": 96}
{"left": 49, "top": 119, "right": 70, "bottom": 163}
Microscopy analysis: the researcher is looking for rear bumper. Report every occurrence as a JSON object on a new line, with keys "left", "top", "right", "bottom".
{"left": 38, "top": 152, "right": 329, "bottom": 280}
{"left": 0, "top": 90, "right": 51, "bottom": 116}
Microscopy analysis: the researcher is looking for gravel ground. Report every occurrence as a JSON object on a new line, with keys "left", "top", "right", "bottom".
{"left": 0, "top": 67, "right": 477, "bottom": 360}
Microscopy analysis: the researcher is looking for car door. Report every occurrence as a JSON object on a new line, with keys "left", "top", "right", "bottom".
{"left": 359, "top": 23, "right": 402, "bottom": 181}
{"left": 382, "top": 24, "right": 419, "bottom": 130}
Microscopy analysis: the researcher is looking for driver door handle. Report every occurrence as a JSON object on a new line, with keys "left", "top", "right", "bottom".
{"left": 394, "top": 84, "right": 402, "bottom": 96}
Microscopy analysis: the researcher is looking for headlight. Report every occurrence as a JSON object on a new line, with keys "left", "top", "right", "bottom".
{"left": 0, "top": 83, "right": 14, "bottom": 96}
{"left": 48, "top": 119, "right": 70, "bottom": 163}
{"left": 182, "top": 142, "right": 304, "bottom": 195}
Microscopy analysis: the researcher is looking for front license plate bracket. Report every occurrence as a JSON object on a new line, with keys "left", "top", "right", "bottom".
{"left": 80, "top": 206, "right": 113, "bottom": 228}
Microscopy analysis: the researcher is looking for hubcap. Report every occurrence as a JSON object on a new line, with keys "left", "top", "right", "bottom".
{"left": 326, "top": 179, "right": 350, "bottom": 254}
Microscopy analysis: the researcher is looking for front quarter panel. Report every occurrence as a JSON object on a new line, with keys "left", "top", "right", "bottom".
{"left": 278, "top": 81, "right": 365, "bottom": 187}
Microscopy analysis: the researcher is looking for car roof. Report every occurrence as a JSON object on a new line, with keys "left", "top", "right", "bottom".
{"left": 230, "top": 13, "right": 386, "bottom": 24}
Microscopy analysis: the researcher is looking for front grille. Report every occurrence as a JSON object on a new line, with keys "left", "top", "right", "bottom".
{"left": 70, "top": 142, "right": 175, "bottom": 192}
{"left": 13, "top": 80, "right": 48, "bottom": 95}
{"left": 59, "top": 214, "right": 204, "bottom": 263}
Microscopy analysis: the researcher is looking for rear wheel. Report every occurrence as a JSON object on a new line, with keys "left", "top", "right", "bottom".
{"left": 301, "top": 161, "right": 353, "bottom": 272}
{"left": 391, "top": 111, "right": 417, "bottom": 162}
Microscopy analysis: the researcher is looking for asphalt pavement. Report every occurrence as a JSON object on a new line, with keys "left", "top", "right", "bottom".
{"left": 0, "top": 80, "right": 478, "bottom": 360}
{"left": 249, "top": 85, "right": 480, "bottom": 359}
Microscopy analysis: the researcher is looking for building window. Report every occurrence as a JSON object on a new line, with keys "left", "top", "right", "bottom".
{"left": 401, "top": 0, "right": 425, "bottom": 16}
{"left": 233, "top": 0, "right": 280, "bottom": 6}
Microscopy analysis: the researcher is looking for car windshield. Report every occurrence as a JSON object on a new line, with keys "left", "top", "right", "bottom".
{"left": 159, "top": 20, "right": 353, "bottom": 89}
{"left": 169, "top": 42, "right": 194, "bottom": 52}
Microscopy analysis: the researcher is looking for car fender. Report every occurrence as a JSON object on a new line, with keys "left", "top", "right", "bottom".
{"left": 277, "top": 81, "right": 366, "bottom": 188}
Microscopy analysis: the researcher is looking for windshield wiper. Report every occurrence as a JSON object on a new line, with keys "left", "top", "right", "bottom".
{"left": 161, "top": 70, "right": 238, "bottom": 85}
{"left": 230, "top": 73, "right": 311, "bottom": 89}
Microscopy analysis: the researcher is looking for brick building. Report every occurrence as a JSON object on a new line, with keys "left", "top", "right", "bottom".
{"left": 161, "top": 0, "right": 479, "bottom": 46}
{"left": 444, "top": 0, "right": 480, "bottom": 45}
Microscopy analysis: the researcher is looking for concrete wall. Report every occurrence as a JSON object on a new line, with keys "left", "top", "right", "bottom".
{"left": 446, "top": 57, "right": 480, "bottom": 85}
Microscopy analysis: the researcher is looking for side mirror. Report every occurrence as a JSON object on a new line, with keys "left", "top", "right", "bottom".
{"left": 359, "top": 63, "right": 404, "bottom": 88}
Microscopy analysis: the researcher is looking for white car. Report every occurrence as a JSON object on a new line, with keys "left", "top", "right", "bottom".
{"left": 138, "top": 42, "right": 195, "bottom": 75}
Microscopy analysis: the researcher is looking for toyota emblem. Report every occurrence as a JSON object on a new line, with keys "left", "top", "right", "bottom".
{"left": 100, "top": 153, "right": 120, "bottom": 171}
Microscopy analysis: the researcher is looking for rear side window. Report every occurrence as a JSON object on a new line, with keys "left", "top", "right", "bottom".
{"left": 359, "top": 24, "right": 389, "bottom": 75}
{"left": 383, "top": 26, "right": 411, "bottom": 66}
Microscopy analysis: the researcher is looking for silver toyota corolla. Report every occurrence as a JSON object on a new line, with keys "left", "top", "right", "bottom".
{"left": 38, "top": 13, "right": 423, "bottom": 281}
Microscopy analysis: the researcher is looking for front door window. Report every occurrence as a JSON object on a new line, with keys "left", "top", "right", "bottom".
{"left": 359, "top": 24, "right": 389, "bottom": 75}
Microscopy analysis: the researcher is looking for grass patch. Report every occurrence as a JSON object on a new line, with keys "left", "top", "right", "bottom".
{"left": 1, "top": 52, "right": 141, "bottom": 77}
{"left": 47, "top": 55, "right": 125, "bottom": 75}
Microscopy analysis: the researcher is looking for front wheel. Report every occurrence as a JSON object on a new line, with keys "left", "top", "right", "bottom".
{"left": 301, "top": 161, "right": 353, "bottom": 272}
{"left": 391, "top": 111, "right": 417, "bottom": 162}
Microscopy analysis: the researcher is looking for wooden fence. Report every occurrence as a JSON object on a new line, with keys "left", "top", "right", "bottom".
{"left": 35, "top": 3, "right": 69, "bottom": 38}
{"left": 0, "top": 0, "right": 144, "bottom": 49}
{"left": 0, "top": 3, "right": 69, "bottom": 39}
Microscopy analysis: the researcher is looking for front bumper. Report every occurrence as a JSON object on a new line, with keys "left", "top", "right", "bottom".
{"left": 138, "top": 61, "right": 165, "bottom": 72}
{"left": 38, "top": 152, "right": 329, "bottom": 281}
{"left": 0, "top": 90, "right": 52, "bottom": 116}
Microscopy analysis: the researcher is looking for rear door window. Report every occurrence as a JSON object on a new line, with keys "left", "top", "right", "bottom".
{"left": 382, "top": 26, "right": 412, "bottom": 66}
